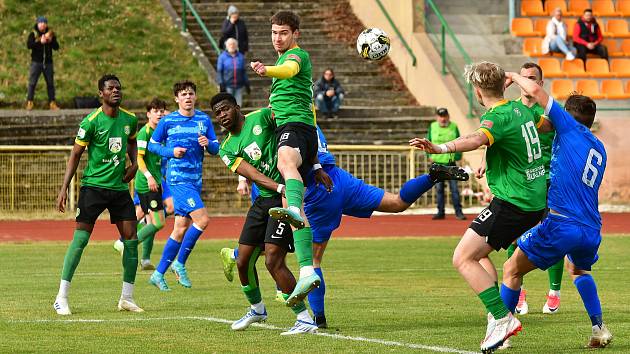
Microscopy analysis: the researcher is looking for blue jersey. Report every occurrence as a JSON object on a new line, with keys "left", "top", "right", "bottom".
{"left": 316, "top": 125, "right": 336, "bottom": 166}
{"left": 149, "top": 109, "right": 219, "bottom": 188}
{"left": 545, "top": 99, "right": 606, "bottom": 230}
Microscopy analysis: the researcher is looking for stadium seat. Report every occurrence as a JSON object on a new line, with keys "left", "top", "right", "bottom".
{"left": 610, "top": 58, "right": 630, "bottom": 77}
{"left": 551, "top": 79, "right": 575, "bottom": 99}
{"left": 569, "top": 0, "right": 591, "bottom": 16}
{"left": 512, "top": 18, "right": 539, "bottom": 36}
{"left": 576, "top": 80, "right": 605, "bottom": 99}
{"left": 601, "top": 79, "right": 630, "bottom": 99}
{"left": 622, "top": 39, "right": 630, "bottom": 56}
{"left": 534, "top": 19, "right": 549, "bottom": 36}
{"left": 523, "top": 38, "right": 546, "bottom": 56}
{"left": 606, "top": 19, "right": 630, "bottom": 38}
{"left": 586, "top": 58, "right": 615, "bottom": 77}
{"left": 565, "top": 18, "right": 577, "bottom": 37}
{"left": 545, "top": 0, "right": 568, "bottom": 15}
{"left": 521, "top": 0, "right": 547, "bottom": 16}
{"left": 562, "top": 58, "right": 591, "bottom": 77}
{"left": 538, "top": 58, "right": 567, "bottom": 77}
{"left": 592, "top": 0, "right": 622, "bottom": 17}
{"left": 618, "top": 0, "right": 630, "bottom": 17}
{"left": 627, "top": 80, "right": 630, "bottom": 95}
{"left": 603, "top": 39, "right": 624, "bottom": 57}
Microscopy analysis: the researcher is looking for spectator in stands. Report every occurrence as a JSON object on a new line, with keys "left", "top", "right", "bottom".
{"left": 216, "top": 38, "right": 250, "bottom": 106}
{"left": 219, "top": 5, "right": 249, "bottom": 56}
{"left": 543, "top": 8, "right": 576, "bottom": 60}
{"left": 573, "top": 9, "right": 608, "bottom": 64}
{"left": 26, "top": 16, "right": 59, "bottom": 110}
{"left": 427, "top": 107, "right": 465, "bottom": 220}
{"left": 314, "top": 68, "right": 345, "bottom": 118}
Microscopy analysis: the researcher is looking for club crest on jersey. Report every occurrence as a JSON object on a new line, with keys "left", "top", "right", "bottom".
{"left": 109, "top": 137, "right": 122, "bottom": 153}
{"left": 513, "top": 108, "right": 521, "bottom": 116}
{"left": 77, "top": 127, "right": 86, "bottom": 139}
{"left": 197, "top": 121, "right": 206, "bottom": 134}
{"left": 253, "top": 125, "right": 262, "bottom": 136}
{"left": 187, "top": 198, "right": 196, "bottom": 207}
{"left": 124, "top": 125, "right": 130, "bottom": 135}
{"left": 244, "top": 142, "right": 262, "bottom": 161}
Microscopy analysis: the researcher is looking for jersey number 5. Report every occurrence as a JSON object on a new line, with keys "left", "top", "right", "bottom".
{"left": 582, "top": 149, "right": 603, "bottom": 188}
{"left": 521, "top": 121, "right": 542, "bottom": 163}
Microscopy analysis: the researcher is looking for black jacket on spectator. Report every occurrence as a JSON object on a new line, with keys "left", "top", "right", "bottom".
{"left": 27, "top": 24, "right": 59, "bottom": 64}
{"left": 314, "top": 77, "right": 345, "bottom": 97}
{"left": 575, "top": 18, "right": 602, "bottom": 44}
{"left": 220, "top": 19, "right": 249, "bottom": 54}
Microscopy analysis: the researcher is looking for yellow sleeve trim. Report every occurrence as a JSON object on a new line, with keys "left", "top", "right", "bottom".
{"left": 478, "top": 128, "right": 494, "bottom": 146}
{"left": 75, "top": 139, "right": 89, "bottom": 146}
{"left": 265, "top": 61, "right": 300, "bottom": 79}
{"left": 119, "top": 107, "right": 136, "bottom": 117}
{"left": 230, "top": 157, "right": 243, "bottom": 172}
{"left": 138, "top": 149, "right": 146, "bottom": 155}
{"left": 245, "top": 109, "right": 262, "bottom": 118}
{"left": 536, "top": 115, "right": 547, "bottom": 129}
{"left": 220, "top": 134, "right": 232, "bottom": 149}
{"left": 87, "top": 107, "right": 102, "bottom": 121}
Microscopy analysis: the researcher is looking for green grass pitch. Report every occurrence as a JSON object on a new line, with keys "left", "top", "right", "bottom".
{"left": 1, "top": 236, "right": 629, "bottom": 353}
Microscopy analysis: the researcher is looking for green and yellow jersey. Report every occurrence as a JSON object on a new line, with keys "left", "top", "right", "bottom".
{"left": 515, "top": 98, "right": 555, "bottom": 181}
{"left": 75, "top": 107, "right": 138, "bottom": 191}
{"left": 219, "top": 108, "right": 282, "bottom": 198}
{"left": 478, "top": 100, "right": 547, "bottom": 211}
{"left": 134, "top": 123, "right": 162, "bottom": 194}
{"left": 269, "top": 47, "right": 315, "bottom": 127}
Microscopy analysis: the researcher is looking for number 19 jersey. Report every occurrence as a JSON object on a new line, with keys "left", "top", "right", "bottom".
{"left": 545, "top": 99, "right": 606, "bottom": 230}
{"left": 478, "top": 100, "right": 547, "bottom": 211}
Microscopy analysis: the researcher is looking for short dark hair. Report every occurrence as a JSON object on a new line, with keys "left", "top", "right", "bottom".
{"left": 210, "top": 92, "right": 238, "bottom": 109}
{"left": 271, "top": 11, "right": 300, "bottom": 32}
{"left": 564, "top": 94, "right": 596, "bottom": 128}
{"left": 146, "top": 97, "right": 167, "bottom": 112}
{"left": 584, "top": 8, "right": 593, "bottom": 14}
{"left": 98, "top": 74, "right": 120, "bottom": 91}
{"left": 173, "top": 80, "right": 196, "bottom": 97}
{"left": 521, "top": 62, "right": 543, "bottom": 80}
{"left": 436, "top": 107, "right": 449, "bottom": 117}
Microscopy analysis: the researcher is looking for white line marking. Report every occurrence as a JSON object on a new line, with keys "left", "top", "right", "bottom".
{"left": 8, "top": 316, "right": 477, "bottom": 353}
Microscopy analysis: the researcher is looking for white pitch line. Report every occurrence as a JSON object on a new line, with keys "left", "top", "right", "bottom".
{"left": 9, "top": 316, "right": 477, "bottom": 354}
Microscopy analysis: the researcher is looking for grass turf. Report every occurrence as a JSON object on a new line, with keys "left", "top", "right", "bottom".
{"left": 1, "top": 236, "right": 629, "bottom": 353}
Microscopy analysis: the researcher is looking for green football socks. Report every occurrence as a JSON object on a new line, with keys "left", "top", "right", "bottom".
{"left": 293, "top": 227, "right": 314, "bottom": 268}
{"left": 122, "top": 239, "right": 139, "bottom": 284}
{"left": 507, "top": 243, "right": 516, "bottom": 259}
{"left": 285, "top": 179, "right": 304, "bottom": 210}
{"left": 548, "top": 259, "right": 564, "bottom": 291}
{"left": 282, "top": 293, "right": 307, "bottom": 314}
{"left": 479, "top": 286, "right": 509, "bottom": 320}
{"left": 60, "top": 229, "right": 91, "bottom": 282}
{"left": 242, "top": 284, "right": 262, "bottom": 305}
{"left": 241, "top": 247, "right": 262, "bottom": 304}
{"left": 137, "top": 224, "right": 158, "bottom": 260}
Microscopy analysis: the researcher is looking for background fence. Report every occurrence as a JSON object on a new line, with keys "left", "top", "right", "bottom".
{"left": 0, "top": 145, "right": 484, "bottom": 218}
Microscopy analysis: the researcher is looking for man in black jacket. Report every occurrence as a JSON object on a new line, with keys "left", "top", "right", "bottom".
{"left": 26, "top": 16, "right": 59, "bottom": 110}
{"left": 314, "top": 69, "right": 345, "bottom": 119}
{"left": 219, "top": 5, "right": 249, "bottom": 56}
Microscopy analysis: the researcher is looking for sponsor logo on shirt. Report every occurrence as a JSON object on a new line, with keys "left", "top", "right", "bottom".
{"left": 513, "top": 108, "right": 521, "bottom": 116}
{"left": 109, "top": 137, "right": 122, "bottom": 153}
{"left": 525, "top": 165, "right": 545, "bottom": 181}
{"left": 287, "top": 54, "right": 302, "bottom": 63}
{"left": 244, "top": 142, "right": 262, "bottom": 161}
{"left": 77, "top": 128, "right": 86, "bottom": 139}
{"left": 222, "top": 155, "right": 231, "bottom": 166}
{"left": 480, "top": 120, "right": 494, "bottom": 129}
{"left": 253, "top": 125, "right": 262, "bottom": 136}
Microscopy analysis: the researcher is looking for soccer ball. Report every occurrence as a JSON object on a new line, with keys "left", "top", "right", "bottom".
{"left": 356, "top": 28, "right": 390, "bottom": 60}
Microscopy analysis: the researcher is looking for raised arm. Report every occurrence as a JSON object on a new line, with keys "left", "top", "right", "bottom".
{"left": 505, "top": 72, "right": 550, "bottom": 108}
{"left": 410, "top": 130, "right": 489, "bottom": 155}
{"left": 251, "top": 60, "right": 299, "bottom": 79}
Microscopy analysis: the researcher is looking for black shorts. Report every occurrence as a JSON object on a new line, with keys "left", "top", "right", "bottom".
{"left": 239, "top": 194, "right": 294, "bottom": 252}
{"left": 276, "top": 122, "right": 318, "bottom": 180}
{"left": 469, "top": 198, "right": 545, "bottom": 251}
{"left": 138, "top": 188, "right": 164, "bottom": 214}
{"left": 76, "top": 186, "right": 136, "bottom": 224}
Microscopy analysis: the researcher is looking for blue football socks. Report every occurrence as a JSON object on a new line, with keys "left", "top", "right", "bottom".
{"left": 307, "top": 267, "right": 326, "bottom": 317}
{"left": 574, "top": 274, "right": 603, "bottom": 327}
{"left": 400, "top": 174, "right": 434, "bottom": 204}
{"left": 500, "top": 283, "right": 521, "bottom": 314}
{"left": 177, "top": 223, "right": 204, "bottom": 265}
{"left": 156, "top": 237, "right": 182, "bottom": 274}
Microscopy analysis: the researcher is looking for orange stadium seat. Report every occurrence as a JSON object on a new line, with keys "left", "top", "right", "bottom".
{"left": 512, "top": 18, "right": 539, "bottom": 36}
{"left": 611, "top": 58, "right": 630, "bottom": 77}
{"left": 569, "top": 0, "right": 591, "bottom": 16}
{"left": 592, "top": 0, "right": 622, "bottom": 17}
{"left": 565, "top": 18, "right": 578, "bottom": 37}
{"left": 576, "top": 79, "right": 605, "bottom": 99}
{"left": 534, "top": 19, "right": 549, "bottom": 35}
{"left": 538, "top": 58, "right": 567, "bottom": 77}
{"left": 606, "top": 19, "right": 630, "bottom": 38}
{"left": 622, "top": 39, "right": 630, "bottom": 55}
{"left": 523, "top": 38, "right": 546, "bottom": 56}
{"left": 618, "top": 0, "right": 630, "bottom": 16}
{"left": 545, "top": 0, "right": 568, "bottom": 15}
{"left": 522, "top": 0, "right": 547, "bottom": 16}
{"left": 586, "top": 58, "right": 615, "bottom": 77}
{"left": 551, "top": 79, "right": 575, "bottom": 99}
{"left": 601, "top": 79, "right": 630, "bottom": 98}
{"left": 603, "top": 39, "right": 624, "bottom": 56}
{"left": 627, "top": 80, "right": 630, "bottom": 94}
{"left": 562, "top": 58, "right": 591, "bottom": 77}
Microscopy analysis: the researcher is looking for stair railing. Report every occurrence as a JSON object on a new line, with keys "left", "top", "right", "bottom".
{"left": 181, "top": 0, "right": 221, "bottom": 56}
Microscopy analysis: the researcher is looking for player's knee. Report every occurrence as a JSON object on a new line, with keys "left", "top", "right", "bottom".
{"left": 236, "top": 257, "right": 249, "bottom": 274}
{"left": 452, "top": 252, "right": 465, "bottom": 270}
{"left": 264, "top": 248, "right": 284, "bottom": 273}
{"left": 194, "top": 215, "right": 209, "bottom": 230}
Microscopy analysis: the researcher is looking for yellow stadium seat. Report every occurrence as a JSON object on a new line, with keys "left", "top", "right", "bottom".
{"left": 551, "top": 79, "right": 575, "bottom": 99}
{"left": 606, "top": 19, "right": 630, "bottom": 38}
{"left": 621, "top": 39, "right": 630, "bottom": 56}
{"left": 569, "top": 0, "right": 591, "bottom": 16}
{"left": 562, "top": 58, "right": 591, "bottom": 77}
{"left": 618, "top": 0, "right": 630, "bottom": 17}
{"left": 565, "top": 18, "right": 578, "bottom": 37}
{"left": 602, "top": 39, "right": 624, "bottom": 57}
{"left": 545, "top": 0, "right": 568, "bottom": 15}
{"left": 522, "top": 0, "right": 547, "bottom": 16}
{"left": 610, "top": 58, "right": 630, "bottom": 77}
{"left": 523, "top": 38, "right": 546, "bottom": 56}
{"left": 512, "top": 18, "right": 539, "bottom": 36}
{"left": 592, "top": 0, "right": 622, "bottom": 17}
{"left": 586, "top": 58, "right": 615, "bottom": 77}
{"left": 576, "top": 80, "right": 605, "bottom": 99}
{"left": 538, "top": 58, "right": 567, "bottom": 77}
{"left": 602, "top": 80, "right": 630, "bottom": 99}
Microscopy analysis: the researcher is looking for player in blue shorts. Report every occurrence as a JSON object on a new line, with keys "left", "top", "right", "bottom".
{"left": 499, "top": 72, "right": 612, "bottom": 348}
{"left": 147, "top": 80, "right": 219, "bottom": 290}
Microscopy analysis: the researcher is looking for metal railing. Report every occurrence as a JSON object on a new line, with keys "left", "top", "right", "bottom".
{"left": 0, "top": 145, "right": 484, "bottom": 218}
{"left": 181, "top": 0, "right": 221, "bottom": 56}
{"left": 375, "top": 0, "right": 417, "bottom": 66}
{"left": 423, "top": 0, "right": 475, "bottom": 118}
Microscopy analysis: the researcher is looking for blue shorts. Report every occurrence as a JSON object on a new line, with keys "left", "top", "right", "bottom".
{"left": 517, "top": 214, "right": 601, "bottom": 271}
{"left": 161, "top": 180, "right": 172, "bottom": 200}
{"left": 133, "top": 190, "right": 140, "bottom": 206}
{"left": 305, "top": 165, "right": 384, "bottom": 244}
{"left": 170, "top": 183, "right": 205, "bottom": 217}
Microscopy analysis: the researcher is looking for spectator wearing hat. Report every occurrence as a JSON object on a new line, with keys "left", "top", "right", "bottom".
{"left": 219, "top": 5, "right": 249, "bottom": 55}
{"left": 26, "top": 16, "right": 59, "bottom": 110}
{"left": 427, "top": 108, "right": 465, "bottom": 220}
